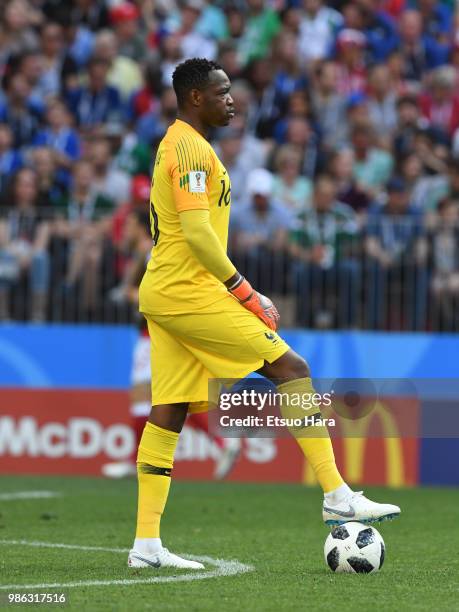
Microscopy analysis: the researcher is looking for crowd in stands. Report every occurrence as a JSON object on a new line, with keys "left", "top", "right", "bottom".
{"left": 1, "top": 0, "right": 459, "bottom": 330}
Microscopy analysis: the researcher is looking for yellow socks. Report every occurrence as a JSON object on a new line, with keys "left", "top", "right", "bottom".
{"left": 135, "top": 422, "right": 179, "bottom": 538}
{"left": 277, "top": 378, "right": 344, "bottom": 493}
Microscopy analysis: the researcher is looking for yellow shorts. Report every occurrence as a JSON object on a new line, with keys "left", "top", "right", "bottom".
{"left": 144, "top": 294, "right": 289, "bottom": 412}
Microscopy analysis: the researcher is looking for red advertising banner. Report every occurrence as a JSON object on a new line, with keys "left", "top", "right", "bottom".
{"left": 0, "top": 389, "right": 133, "bottom": 475}
{"left": 0, "top": 389, "right": 419, "bottom": 486}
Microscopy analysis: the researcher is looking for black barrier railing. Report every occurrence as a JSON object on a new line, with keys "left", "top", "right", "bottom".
{"left": 0, "top": 207, "right": 458, "bottom": 331}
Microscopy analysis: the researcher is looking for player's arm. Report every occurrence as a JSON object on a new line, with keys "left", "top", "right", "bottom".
{"left": 179, "top": 209, "right": 279, "bottom": 330}
{"left": 170, "top": 141, "right": 279, "bottom": 329}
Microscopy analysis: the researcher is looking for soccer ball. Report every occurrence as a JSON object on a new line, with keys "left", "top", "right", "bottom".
{"left": 324, "top": 522, "right": 385, "bottom": 574}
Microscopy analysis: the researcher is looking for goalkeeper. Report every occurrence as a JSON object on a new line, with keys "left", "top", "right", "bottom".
{"left": 129, "top": 58, "right": 400, "bottom": 571}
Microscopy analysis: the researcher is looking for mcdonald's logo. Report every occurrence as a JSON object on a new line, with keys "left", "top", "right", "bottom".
{"left": 302, "top": 399, "right": 419, "bottom": 487}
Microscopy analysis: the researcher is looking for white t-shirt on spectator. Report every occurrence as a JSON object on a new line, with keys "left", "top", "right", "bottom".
{"left": 93, "top": 168, "right": 131, "bottom": 206}
{"left": 298, "top": 7, "right": 343, "bottom": 63}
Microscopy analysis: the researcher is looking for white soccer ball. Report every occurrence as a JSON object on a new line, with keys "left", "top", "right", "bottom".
{"left": 324, "top": 522, "right": 385, "bottom": 574}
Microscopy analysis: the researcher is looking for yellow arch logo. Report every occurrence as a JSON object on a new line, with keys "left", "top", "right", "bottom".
{"left": 303, "top": 400, "right": 405, "bottom": 487}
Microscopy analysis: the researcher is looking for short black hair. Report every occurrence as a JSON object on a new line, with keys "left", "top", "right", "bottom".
{"left": 172, "top": 58, "right": 222, "bottom": 106}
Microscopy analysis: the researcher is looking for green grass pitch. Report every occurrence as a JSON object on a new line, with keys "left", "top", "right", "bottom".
{"left": 0, "top": 476, "right": 458, "bottom": 611}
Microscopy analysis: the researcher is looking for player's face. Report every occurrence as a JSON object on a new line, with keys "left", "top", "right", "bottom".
{"left": 200, "top": 70, "right": 235, "bottom": 128}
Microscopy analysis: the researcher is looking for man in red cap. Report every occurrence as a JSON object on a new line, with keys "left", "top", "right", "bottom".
{"left": 109, "top": 2, "right": 147, "bottom": 62}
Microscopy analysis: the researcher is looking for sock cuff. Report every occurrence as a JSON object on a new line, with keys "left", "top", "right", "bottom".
{"left": 144, "top": 421, "right": 180, "bottom": 442}
{"left": 276, "top": 377, "right": 314, "bottom": 394}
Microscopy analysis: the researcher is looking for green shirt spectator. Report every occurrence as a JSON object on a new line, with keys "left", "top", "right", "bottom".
{"left": 237, "top": 2, "right": 281, "bottom": 66}
{"left": 289, "top": 176, "right": 359, "bottom": 267}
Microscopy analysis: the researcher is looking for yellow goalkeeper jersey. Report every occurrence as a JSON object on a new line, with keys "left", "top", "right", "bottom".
{"left": 139, "top": 119, "right": 232, "bottom": 315}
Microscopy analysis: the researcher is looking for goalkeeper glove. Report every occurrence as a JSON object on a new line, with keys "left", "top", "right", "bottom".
{"left": 227, "top": 274, "right": 279, "bottom": 331}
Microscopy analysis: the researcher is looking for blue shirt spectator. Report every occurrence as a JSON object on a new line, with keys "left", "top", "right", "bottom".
{"left": 33, "top": 100, "right": 81, "bottom": 186}
{"left": 66, "top": 58, "right": 122, "bottom": 129}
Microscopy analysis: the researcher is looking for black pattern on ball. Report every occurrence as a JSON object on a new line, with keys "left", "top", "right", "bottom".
{"left": 380, "top": 542, "right": 385, "bottom": 568}
{"left": 327, "top": 546, "right": 340, "bottom": 571}
{"left": 347, "top": 557, "right": 374, "bottom": 573}
{"left": 331, "top": 526, "right": 350, "bottom": 540}
{"left": 356, "top": 527, "right": 375, "bottom": 549}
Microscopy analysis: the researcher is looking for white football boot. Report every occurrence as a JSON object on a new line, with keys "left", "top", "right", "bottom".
{"left": 128, "top": 548, "right": 204, "bottom": 570}
{"left": 323, "top": 490, "right": 401, "bottom": 525}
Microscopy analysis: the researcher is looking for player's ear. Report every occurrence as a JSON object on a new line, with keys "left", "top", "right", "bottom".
{"left": 190, "top": 88, "right": 202, "bottom": 107}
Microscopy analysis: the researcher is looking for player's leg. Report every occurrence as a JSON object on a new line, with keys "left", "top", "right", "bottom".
{"left": 130, "top": 402, "right": 204, "bottom": 569}
{"left": 259, "top": 350, "right": 401, "bottom": 525}
{"left": 129, "top": 317, "right": 208, "bottom": 570}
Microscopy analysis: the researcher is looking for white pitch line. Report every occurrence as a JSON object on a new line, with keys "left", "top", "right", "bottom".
{"left": 0, "top": 491, "right": 60, "bottom": 501}
{"left": 0, "top": 540, "right": 254, "bottom": 589}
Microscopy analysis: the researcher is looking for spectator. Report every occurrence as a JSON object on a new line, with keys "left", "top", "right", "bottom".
{"left": 284, "top": 116, "right": 319, "bottom": 178}
{"left": 397, "top": 151, "right": 446, "bottom": 212}
{"left": 334, "top": 29, "right": 367, "bottom": 96}
{"left": 419, "top": 66, "right": 459, "bottom": 138}
{"left": 66, "top": 57, "right": 122, "bottom": 132}
{"left": 398, "top": 10, "right": 449, "bottom": 85}
{"left": 109, "top": 3, "right": 147, "bottom": 63}
{"left": 218, "top": 40, "right": 243, "bottom": 82}
{"left": 17, "top": 51, "right": 47, "bottom": 106}
{"left": 311, "top": 60, "right": 346, "bottom": 151}
{"left": 70, "top": 0, "right": 109, "bottom": 32}
{"left": 273, "top": 90, "right": 316, "bottom": 144}
{"left": 33, "top": 98, "right": 81, "bottom": 186}
{"left": 87, "top": 137, "right": 131, "bottom": 206}
{"left": 298, "top": 0, "right": 343, "bottom": 64}
{"left": 0, "top": 123, "right": 23, "bottom": 195}
{"left": 417, "top": 0, "right": 452, "bottom": 44}
{"left": 0, "top": 168, "right": 50, "bottom": 321}
{"left": 94, "top": 30, "right": 143, "bottom": 101}
{"left": 367, "top": 63, "right": 398, "bottom": 139}
{"left": 213, "top": 128, "right": 250, "bottom": 207}
{"left": 54, "top": 159, "right": 114, "bottom": 222}
{"left": 351, "top": 121, "right": 394, "bottom": 195}
{"left": 53, "top": 160, "right": 114, "bottom": 316}
{"left": 194, "top": 0, "right": 228, "bottom": 42}
{"left": 272, "top": 31, "right": 308, "bottom": 112}
{"left": 386, "top": 50, "right": 411, "bottom": 96}
{"left": 39, "top": 21, "right": 78, "bottom": 97}
{"left": 289, "top": 174, "right": 360, "bottom": 327}
{"left": 355, "top": 0, "right": 399, "bottom": 62}
{"left": 173, "top": 0, "right": 218, "bottom": 62}
{"left": 0, "top": 0, "right": 39, "bottom": 72}
{"left": 365, "top": 177, "right": 428, "bottom": 329}
{"left": 0, "top": 72, "right": 42, "bottom": 150}
{"left": 61, "top": 13, "right": 95, "bottom": 69}
{"left": 272, "top": 144, "right": 313, "bottom": 214}
{"left": 428, "top": 198, "right": 459, "bottom": 330}
{"left": 329, "top": 148, "right": 371, "bottom": 214}
{"left": 245, "top": 57, "right": 283, "bottom": 139}
{"left": 237, "top": 0, "right": 281, "bottom": 66}
{"left": 160, "top": 33, "right": 183, "bottom": 87}
{"left": 393, "top": 94, "right": 425, "bottom": 157}
{"left": 230, "top": 168, "right": 292, "bottom": 294}
{"left": 30, "top": 146, "right": 66, "bottom": 209}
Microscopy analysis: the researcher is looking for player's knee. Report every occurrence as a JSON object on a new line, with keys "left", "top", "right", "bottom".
{"left": 277, "top": 352, "right": 310, "bottom": 381}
